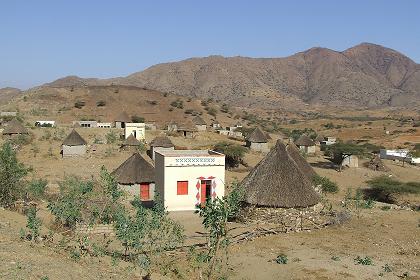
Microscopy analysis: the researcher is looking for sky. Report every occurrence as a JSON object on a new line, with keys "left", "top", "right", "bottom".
{"left": 1, "top": 0, "right": 419, "bottom": 89}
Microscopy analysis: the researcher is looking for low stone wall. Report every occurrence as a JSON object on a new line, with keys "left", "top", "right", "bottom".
{"left": 75, "top": 223, "right": 115, "bottom": 236}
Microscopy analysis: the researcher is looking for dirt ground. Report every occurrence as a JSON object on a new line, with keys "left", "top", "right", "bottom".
{"left": 0, "top": 125, "right": 419, "bottom": 279}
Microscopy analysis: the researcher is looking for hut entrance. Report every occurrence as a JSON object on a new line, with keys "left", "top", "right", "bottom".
{"left": 140, "top": 183, "right": 150, "bottom": 200}
{"left": 200, "top": 180, "right": 212, "bottom": 205}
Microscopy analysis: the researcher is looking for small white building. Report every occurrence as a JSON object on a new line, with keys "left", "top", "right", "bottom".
{"left": 124, "top": 123, "right": 145, "bottom": 141}
{"left": 0, "top": 111, "right": 17, "bottom": 117}
{"left": 321, "top": 137, "right": 337, "bottom": 146}
{"left": 155, "top": 150, "right": 225, "bottom": 211}
{"left": 35, "top": 121, "right": 55, "bottom": 127}
{"left": 380, "top": 149, "right": 409, "bottom": 160}
{"left": 341, "top": 154, "right": 359, "bottom": 168}
{"left": 192, "top": 116, "right": 207, "bottom": 131}
{"left": 97, "top": 122, "right": 112, "bottom": 128}
{"left": 74, "top": 120, "right": 97, "bottom": 128}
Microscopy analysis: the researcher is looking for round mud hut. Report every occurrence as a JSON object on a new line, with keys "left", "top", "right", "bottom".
{"left": 149, "top": 135, "right": 175, "bottom": 161}
{"left": 112, "top": 153, "right": 155, "bottom": 202}
{"left": 245, "top": 127, "right": 268, "bottom": 152}
{"left": 61, "top": 129, "right": 87, "bottom": 157}
{"left": 295, "top": 135, "right": 316, "bottom": 155}
{"left": 2, "top": 118, "right": 29, "bottom": 137}
{"left": 120, "top": 134, "right": 140, "bottom": 151}
{"left": 241, "top": 140, "right": 320, "bottom": 208}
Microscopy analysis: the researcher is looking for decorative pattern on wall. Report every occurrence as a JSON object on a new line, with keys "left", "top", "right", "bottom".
{"left": 195, "top": 176, "right": 217, "bottom": 205}
{"left": 176, "top": 158, "right": 216, "bottom": 164}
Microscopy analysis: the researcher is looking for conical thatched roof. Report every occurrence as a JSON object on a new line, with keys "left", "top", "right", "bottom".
{"left": 367, "top": 155, "right": 389, "bottom": 171}
{"left": 265, "top": 133, "right": 272, "bottom": 140}
{"left": 2, "top": 119, "right": 28, "bottom": 135}
{"left": 241, "top": 140, "right": 320, "bottom": 208}
{"left": 286, "top": 143, "right": 317, "bottom": 180}
{"left": 192, "top": 116, "right": 206, "bottom": 125}
{"left": 115, "top": 111, "right": 130, "bottom": 122}
{"left": 150, "top": 135, "right": 174, "bottom": 148}
{"left": 295, "top": 135, "right": 315, "bottom": 146}
{"left": 122, "top": 134, "right": 140, "bottom": 146}
{"left": 62, "top": 130, "right": 87, "bottom": 146}
{"left": 112, "top": 153, "right": 155, "bottom": 184}
{"left": 246, "top": 128, "right": 268, "bottom": 143}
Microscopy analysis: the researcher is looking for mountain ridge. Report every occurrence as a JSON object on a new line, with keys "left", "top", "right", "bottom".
{"left": 41, "top": 43, "right": 420, "bottom": 108}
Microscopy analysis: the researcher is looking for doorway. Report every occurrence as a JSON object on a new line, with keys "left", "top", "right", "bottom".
{"left": 200, "top": 180, "right": 212, "bottom": 205}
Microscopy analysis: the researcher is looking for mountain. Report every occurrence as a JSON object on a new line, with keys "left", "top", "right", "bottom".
{"left": 0, "top": 87, "right": 22, "bottom": 105}
{"left": 44, "top": 43, "right": 420, "bottom": 108}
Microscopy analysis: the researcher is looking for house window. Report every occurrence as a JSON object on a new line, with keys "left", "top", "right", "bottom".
{"left": 177, "top": 181, "right": 188, "bottom": 195}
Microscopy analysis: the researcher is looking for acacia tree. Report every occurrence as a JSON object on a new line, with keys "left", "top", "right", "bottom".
{"left": 0, "top": 143, "right": 29, "bottom": 207}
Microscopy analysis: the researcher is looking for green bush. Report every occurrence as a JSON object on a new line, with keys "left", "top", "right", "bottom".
{"left": 276, "top": 254, "right": 288, "bottom": 264}
{"left": 365, "top": 176, "right": 420, "bottom": 203}
{"left": 105, "top": 130, "right": 118, "bottom": 144}
{"left": 27, "top": 179, "right": 48, "bottom": 199}
{"left": 313, "top": 175, "right": 339, "bottom": 193}
{"left": 131, "top": 115, "right": 145, "bottom": 123}
{"left": 170, "top": 99, "right": 184, "bottom": 109}
{"left": 96, "top": 100, "right": 106, "bottom": 107}
{"left": 354, "top": 256, "right": 373, "bottom": 265}
{"left": 214, "top": 142, "right": 247, "bottom": 169}
{"left": 0, "top": 143, "right": 29, "bottom": 207}
{"left": 26, "top": 206, "right": 42, "bottom": 241}
{"left": 74, "top": 100, "right": 85, "bottom": 109}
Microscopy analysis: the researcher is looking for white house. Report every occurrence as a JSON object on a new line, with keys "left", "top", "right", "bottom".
{"left": 35, "top": 121, "right": 55, "bottom": 127}
{"left": 97, "top": 122, "right": 112, "bottom": 128}
{"left": 124, "top": 123, "right": 145, "bottom": 141}
{"left": 380, "top": 149, "right": 409, "bottom": 160}
{"left": 155, "top": 150, "right": 225, "bottom": 211}
{"left": 74, "top": 120, "right": 97, "bottom": 128}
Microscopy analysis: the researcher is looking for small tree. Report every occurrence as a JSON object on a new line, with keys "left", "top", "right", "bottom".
{"left": 313, "top": 175, "right": 339, "bottom": 193}
{"left": 27, "top": 179, "right": 48, "bottom": 199}
{"left": 0, "top": 143, "right": 29, "bottom": 207}
{"left": 131, "top": 115, "right": 145, "bottom": 123}
{"left": 105, "top": 130, "right": 118, "bottom": 144}
{"left": 214, "top": 142, "right": 247, "bottom": 169}
{"left": 113, "top": 197, "right": 184, "bottom": 279}
{"left": 26, "top": 206, "right": 42, "bottom": 241}
{"left": 194, "top": 183, "right": 243, "bottom": 279}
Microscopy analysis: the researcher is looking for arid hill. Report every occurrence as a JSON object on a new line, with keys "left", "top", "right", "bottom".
{"left": 44, "top": 43, "right": 420, "bottom": 108}
{"left": 0, "top": 87, "right": 22, "bottom": 105}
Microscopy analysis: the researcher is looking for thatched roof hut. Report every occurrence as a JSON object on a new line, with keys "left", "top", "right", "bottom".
{"left": 192, "top": 116, "right": 206, "bottom": 125}
{"left": 314, "top": 134, "right": 325, "bottom": 144}
{"left": 112, "top": 153, "right": 155, "bottom": 184}
{"left": 286, "top": 143, "right": 317, "bottom": 179}
{"left": 367, "top": 155, "right": 389, "bottom": 171}
{"left": 150, "top": 135, "right": 174, "bottom": 148}
{"left": 241, "top": 140, "right": 320, "bottom": 208}
{"left": 246, "top": 127, "right": 268, "bottom": 143}
{"left": 62, "top": 130, "right": 87, "bottom": 146}
{"left": 295, "top": 135, "right": 315, "bottom": 147}
{"left": 2, "top": 119, "right": 28, "bottom": 135}
{"left": 122, "top": 134, "right": 140, "bottom": 146}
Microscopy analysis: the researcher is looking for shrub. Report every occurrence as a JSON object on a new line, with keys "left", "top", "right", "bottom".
{"left": 74, "top": 100, "right": 85, "bottom": 109}
{"left": 26, "top": 206, "right": 42, "bottom": 241}
{"left": 96, "top": 100, "right": 106, "bottom": 107}
{"left": 214, "top": 142, "right": 247, "bottom": 169}
{"left": 105, "top": 130, "right": 118, "bottom": 144}
{"left": 206, "top": 107, "right": 217, "bottom": 117}
{"left": 27, "top": 179, "right": 48, "bottom": 199}
{"left": 354, "top": 256, "right": 373, "bottom": 265}
{"left": 131, "top": 115, "right": 145, "bottom": 123}
{"left": 146, "top": 100, "right": 157, "bottom": 105}
{"left": 0, "top": 143, "right": 29, "bottom": 207}
{"left": 365, "top": 176, "right": 420, "bottom": 203}
{"left": 313, "top": 175, "right": 339, "bottom": 193}
{"left": 276, "top": 254, "right": 288, "bottom": 264}
{"left": 170, "top": 99, "right": 184, "bottom": 109}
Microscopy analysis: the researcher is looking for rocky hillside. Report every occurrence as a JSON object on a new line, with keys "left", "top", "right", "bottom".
{"left": 45, "top": 43, "right": 420, "bottom": 108}
{"left": 0, "top": 87, "right": 22, "bottom": 105}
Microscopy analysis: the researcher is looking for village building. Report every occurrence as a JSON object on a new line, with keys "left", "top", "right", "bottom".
{"left": 0, "top": 111, "right": 18, "bottom": 117}
{"left": 245, "top": 127, "right": 268, "bottom": 152}
{"left": 295, "top": 135, "right": 316, "bottom": 154}
{"left": 74, "top": 120, "right": 97, "bottom": 128}
{"left": 192, "top": 116, "right": 207, "bottom": 131}
{"left": 112, "top": 153, "right": 155, "bottom": 202}
{"left": 149, "top": 135, "right": 175, "bottom": 161}
{"left": 211, "top": 120, "right": 221, "bottom": 129}
{"left": 35, "top": 120, "right": 55, "bottom": 127}
{"left": 120, "top": 134, "right": 140, "bottom": 151}
{"left": 155, "top": 150, "right": 225, "bottom": 211}
{"left": 115, "top": 111, "right": 130, "bottom": 129}
{"left": 177, "top": 122, "right": 197, "bottom": 138}
{"left": 341, "top": 154, "right": 359, "bottom": 168}
{"left": 97, "top": 122, "right": 112, "bottom": 128}
{"left": 241, "top": 140, "right": 320, "bottom": 208}
{"left": 314, "top": 135, "right": 325, "bottom": 145}
{"left": 61, "top": 130, "right": 87, "bottom": 157}
{"left": 124, "top": 123, "right": 145, "bottom": 141}
{"left": 167, "top": 121, "right": 178, "bottom": 132}
{"left": 145, "top": 123, "right": 157, "bottom": 130}
{"left": 379, "top": 149, "right": 409, "bottom": 161}
{"left": 321, "top": 136, "right": 337, "bottom": 146}
{"left": 2, "top": 119, "right": 29, "bottom": 137}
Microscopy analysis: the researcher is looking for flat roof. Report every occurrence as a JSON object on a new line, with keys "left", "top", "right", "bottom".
{"left": 155, "top": 149, "right": 224, "bottom": 157}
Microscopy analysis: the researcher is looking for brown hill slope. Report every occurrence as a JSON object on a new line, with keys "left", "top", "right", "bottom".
{"left": 45, "top": 43, "right": 420, "bottom": 108}
{"left": 0, "top": 87, "right": 22, "bottom": 105}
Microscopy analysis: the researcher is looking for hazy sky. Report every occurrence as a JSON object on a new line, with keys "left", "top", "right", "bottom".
{"left": 1, "top": 0, "right": 419, "bottom": 89}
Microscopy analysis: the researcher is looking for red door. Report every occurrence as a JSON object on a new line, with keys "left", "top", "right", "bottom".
{"left": 201, "top": 181, "right": 207, "bottom": 205}
{"left": 140, "top": 183, "right": 150, "bottom": 201}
